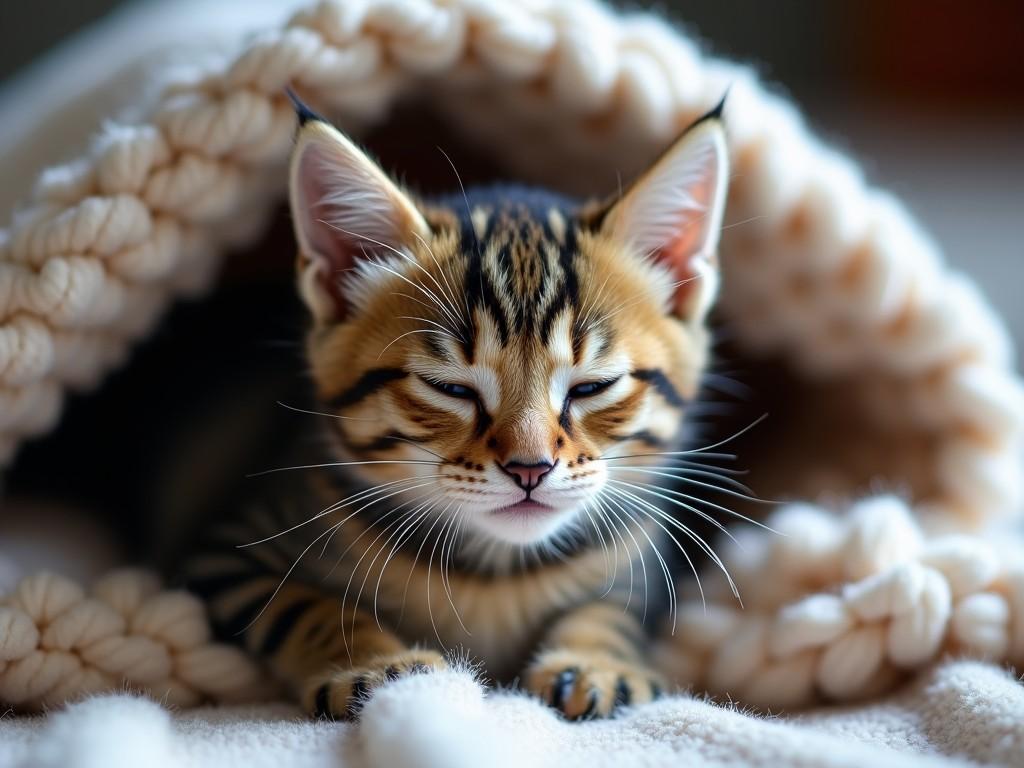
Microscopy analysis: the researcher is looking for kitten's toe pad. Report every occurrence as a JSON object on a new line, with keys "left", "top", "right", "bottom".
{"left": 524, "top": 650, "right": 664, "bottom": 720}
{"left": 303, "top": 650, "right": 447, "bottom": 720}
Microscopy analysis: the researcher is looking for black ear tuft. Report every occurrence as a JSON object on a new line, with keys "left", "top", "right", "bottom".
{"left": 689, "top": 89, "right": 729, "bottom": 131}
{"left": 285, "top": 87, "right": 325, "bottom": 127}
{"left": 707, "top": 88, "right": 729, "bottom": 120}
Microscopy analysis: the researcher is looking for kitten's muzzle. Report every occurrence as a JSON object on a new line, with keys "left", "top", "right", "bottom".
{"left": 498, "top": 459, "right": 557, "bottom": 492}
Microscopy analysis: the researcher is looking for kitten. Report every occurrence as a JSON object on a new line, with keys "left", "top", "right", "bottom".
{"left": 184, "top": 96, "right": 729, "bottom": 720}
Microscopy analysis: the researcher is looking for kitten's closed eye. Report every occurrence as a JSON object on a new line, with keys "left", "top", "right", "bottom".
{"left": 421, "top": 377, "right": 479, "bottom": 401}
{"left": 567, "top": 378, "right": 621, "bottom": 399}
{"left": 425, "top": 376, "right": 618, "bottom": 402}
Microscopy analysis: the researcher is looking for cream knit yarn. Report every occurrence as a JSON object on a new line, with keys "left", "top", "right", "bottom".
{"left": 0, "top": 569, "right": 271, "bottom": 710}
{"left": 1, "top": 0, "right": 1022, "bottom": 711}
{"left": 658, "top": 495, "right": 1024, "bottom": 709}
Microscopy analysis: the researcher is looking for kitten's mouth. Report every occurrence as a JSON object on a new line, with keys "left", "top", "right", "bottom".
{"left": 478, "top": 499, "right": 578, "bottom": 544}
{"left": 492, "top": 500, "right": 556, "bottom": 517}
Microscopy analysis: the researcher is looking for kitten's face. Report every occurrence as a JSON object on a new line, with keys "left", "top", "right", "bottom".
{"left": 289, "top": 109, "right": 728, "bottom": 549}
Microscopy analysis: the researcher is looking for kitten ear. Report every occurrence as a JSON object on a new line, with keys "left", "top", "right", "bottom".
{"left": 598, "top": 107, "right": 729, "bottom": 323}
{"left": 288, "top": 115, "right": 430, "bottom": 323}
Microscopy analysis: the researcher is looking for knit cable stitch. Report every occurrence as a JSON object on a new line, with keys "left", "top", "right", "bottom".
{"left": 658, "top": 495, "right": 1024, "bottom": 708}
{"left": 0, "top": 570, "right": 273, "bottom": 710}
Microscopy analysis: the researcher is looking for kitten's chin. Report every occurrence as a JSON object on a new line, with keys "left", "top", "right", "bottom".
{"left": 468, "top": 500, "right": 582, "bottom": 546}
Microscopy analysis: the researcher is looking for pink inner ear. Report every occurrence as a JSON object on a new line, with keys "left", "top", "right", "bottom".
{"left": 658, "top": 169, "right": 719, "bottom": 310}
{"left": 295, "top": 145, "right": 365, "bottom": 321}
{"left": 664, "top": 217, "right": 704, "bottom": 305}
{"left": 298, "top": 147, "right": 355, "bottom": 275}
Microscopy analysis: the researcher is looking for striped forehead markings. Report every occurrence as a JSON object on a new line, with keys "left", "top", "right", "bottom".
{"left": 538, "top": 233, "right": 581, "bottom": 348}
{"left": 460, "top": 206, "right": 581, "bottom": 349}
{"left": 420, "top": 188, "right": 621, "bottom": 372}
{"left": 464, "top": 243, "right": 510, "bottom": 358}
{"left": 453, "top": 201, "right": 585, "bottom": 365}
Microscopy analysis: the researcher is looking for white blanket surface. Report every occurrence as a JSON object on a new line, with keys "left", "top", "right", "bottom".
{"left": 2, "top": 660, "right": 1021, "bottom": 768}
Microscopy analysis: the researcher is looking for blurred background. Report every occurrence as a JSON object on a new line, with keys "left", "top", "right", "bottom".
{"left": 2, "top": 0, "right": 1021, "bottom": 350}
{"left": 0, "top": 0, "right": 1022, "bottom": 559}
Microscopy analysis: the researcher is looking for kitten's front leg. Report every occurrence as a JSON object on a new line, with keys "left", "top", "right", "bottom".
{"left": 195, "top": 573, "right": 445, "bottom": 719}
{"left": 524, "top": 601, "right": 665, "bottom": 720}
{"left": 297, "top": 609, "right": 447, "bottom": 720}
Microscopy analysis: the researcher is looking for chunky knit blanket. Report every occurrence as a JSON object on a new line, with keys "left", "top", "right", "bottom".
{"left": 1, "top": 0, "right": 1022, "bottom": 762}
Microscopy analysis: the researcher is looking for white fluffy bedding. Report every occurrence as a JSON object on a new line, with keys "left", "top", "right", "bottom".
{"left": 2, "top": 660, "right": 1022, "bottom": 768}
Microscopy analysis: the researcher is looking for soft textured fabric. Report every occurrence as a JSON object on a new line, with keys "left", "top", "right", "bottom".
{"left": 1, "top": 661, "right": 1021, "bottom": 768}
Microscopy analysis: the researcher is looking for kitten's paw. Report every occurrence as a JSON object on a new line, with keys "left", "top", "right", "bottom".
{"left": 303, "top": 650, "right": 447, "bottom": 720}
{"left": 524, "top": 650, "right": 664, "bottom": 720}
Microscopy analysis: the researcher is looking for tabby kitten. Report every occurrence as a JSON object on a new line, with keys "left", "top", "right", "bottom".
{"left": 185, "top": 96, "right": 729, "bottom": 720}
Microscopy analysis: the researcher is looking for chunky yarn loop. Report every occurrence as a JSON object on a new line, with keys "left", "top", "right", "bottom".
{"left": 658, "top": 495, "right": 1024, "bottom": 708}
{"left": 0, "top": 570, "right": 272, "bottom": 710}
{"left": 1, "top": 0, "right": 1021, "bottom": 711}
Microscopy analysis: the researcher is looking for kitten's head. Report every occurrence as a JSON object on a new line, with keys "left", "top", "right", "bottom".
{"left": 288, "top": 104, "right": 728, "bottom": 550}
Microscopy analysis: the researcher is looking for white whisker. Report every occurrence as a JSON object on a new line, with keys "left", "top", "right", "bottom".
{"left": 342, "top": 236, "right": 465, "bottom": 336}
{"left": 276, "top": 401, "right": 380, "bottom": 422}
{"left": 320, "top": 482, "right": 438, "bottom": 559}
{"left": 607, "top": 465, "right": 764, "bottom": 504}
{"left": 238, "top": 475, "right": 441, "bottom": 547}
{"left": 592, "top": 494, "right": 635, "bottom": 611}
{"left": 597, "top": 450, "right": 737, "bottom": 462}
{"left": 580, "top": 501, "right": 614, "bottom": 594}
{"left": 439, "top": 506, "right": 471, "bottom": 636}
{"left": 412, "top": 229, "right": 469, "bottom": 324}
{"left": 237, "top": 517, "right": 345, "bottom": 635}
{"left": 379, "top": 328, "right": 458, "bottom": 358}
{"left": 607, "top": 469, "right": 775, "bottom": 534}
{"left": 333, "top": 226, "right": 465, "bottom": 334}
{"left": 397, "top": 315, "right": 459, "bottom": 340}
{"left": 339, "top": 493, "right": 440, "bottom": 651}
{"left": 424, "top": 501, "right": 456, "bottom": 648}
{"left": 609, "top": 483, "right": 741, "bottom": 612}
{"left": 370, "top": 496, "right": 443, "bottom": 630}
{"left": 608, "top": 477, "right": 739, "bottom": 547}
{"left": 247, "top": 458, "right": 439, "bottom": 478}
{"left": 604, "top": 489, "right": 673, "bottom": 627}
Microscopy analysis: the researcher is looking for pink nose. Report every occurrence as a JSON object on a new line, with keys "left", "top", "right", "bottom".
{"left": 499, "top": 460, "right": 555, "bottom": 491}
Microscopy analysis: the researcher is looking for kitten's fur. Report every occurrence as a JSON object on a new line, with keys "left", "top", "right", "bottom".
{"left": 184, "top": 98, "right": 729, "bottom": 720}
